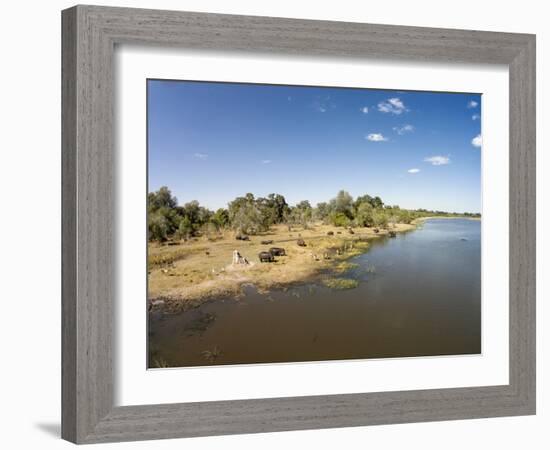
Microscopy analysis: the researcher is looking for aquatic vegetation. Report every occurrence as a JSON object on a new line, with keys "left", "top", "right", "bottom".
{"left": 151, "top": 357, "right": 170, "bottom": 368}
{"left": 322, "top": 278, "right": 359, "bottom": 290}
{"left": 201, "top": 345, "right": 222, "bottom": 362}
{"left": 333, "top": 261, "right": 359, "bottom": 273}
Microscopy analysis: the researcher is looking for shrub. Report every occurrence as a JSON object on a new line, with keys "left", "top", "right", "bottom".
{"left": 330, "top": 212, "right": 351, "bottom": 227}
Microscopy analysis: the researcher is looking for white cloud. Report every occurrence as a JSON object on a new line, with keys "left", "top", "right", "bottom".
{"left": 378, "top": 97, "right": 406, "bottom": 114}
{"left": 467, "top": 100, "right": 478, "bottom": 109}
{"left": 261, "top": 159, "right": 272, "bottom": 164}
{"left": 472, "top": 113, "right": 480, "bottom": 120}
{"left": 407, "top": 168, "right": 420, "bottom": 174}
{"left": 360, "top": 106, "right": 369, "bottom": 114}
{"left": 393, "top": 124, "right": 414, "bottom": 135}
{"left": 472, "top": 134, "right": 482, "bottom": 148}
{"left": 193, "top": 153, "right": 208, "bottom": 160}
{"left": 366, "top": 133, "right": 388, "bottom": 142}
{"left": 424, "top": 155, "right": 450, "bottom": 166}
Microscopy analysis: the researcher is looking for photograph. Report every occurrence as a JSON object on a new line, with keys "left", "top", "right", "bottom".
{"left": 146, "top": 80, "right": 482, "bottom": 368}
{"left": 1, "top": 0, "right": 541, "bottom": 446}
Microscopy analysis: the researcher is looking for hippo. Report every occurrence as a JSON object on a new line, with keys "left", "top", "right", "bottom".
{"left": 327, "top": 231, "right": 334, "bottom": 236}
{"left": 373, "top": 228, "right": 380, "bottom": 233}
{"left": 388, "top": 231, "right": 397, "bottom": 238}
{"left": 258, "top": 251, "right": 274, "bottom": 262}
{"left": 269, "top": 247, "right": 286, "bottom": 256}
{"left": 236, "top": 234, "right": 250, "bottom": 241}
{"left": 297, "top": 239, "right": 306, "bottom": 247}
{"left": 261, "top": 239, "right": 274, "bottom": 245}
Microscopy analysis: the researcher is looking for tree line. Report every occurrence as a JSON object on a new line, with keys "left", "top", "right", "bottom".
{"left": 148, "top": 186, "right": 480, "bottom": 242}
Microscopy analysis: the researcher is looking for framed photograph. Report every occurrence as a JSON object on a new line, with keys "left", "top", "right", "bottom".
{"left": 62, "top": 5, "right": 536, "bottom": 444}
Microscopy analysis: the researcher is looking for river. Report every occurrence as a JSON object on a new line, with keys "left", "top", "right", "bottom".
{"left": 148, "top": 218, "right": 481, "bottom": 367}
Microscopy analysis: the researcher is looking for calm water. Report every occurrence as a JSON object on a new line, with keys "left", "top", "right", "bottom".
{"left": 148, "top": 219, "right": 481, "bottom": 367}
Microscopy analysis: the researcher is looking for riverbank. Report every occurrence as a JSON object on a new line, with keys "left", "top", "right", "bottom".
{"left": 413, "top": 216, "right": 481, "bottom": 224}
{"left": 148, "top": 222, "right": 416, "bottom": 312}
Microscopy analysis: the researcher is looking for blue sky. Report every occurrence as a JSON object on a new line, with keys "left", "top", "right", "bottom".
{"left": 148, "top": 80, "right": 482, "bottom": 213}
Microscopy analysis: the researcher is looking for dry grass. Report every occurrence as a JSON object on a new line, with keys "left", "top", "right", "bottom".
{"left": 148, "top": 222, "right": 415, "bottom": 311}
{"left": 148, "top": 243, "right": 208, "bottom": 268}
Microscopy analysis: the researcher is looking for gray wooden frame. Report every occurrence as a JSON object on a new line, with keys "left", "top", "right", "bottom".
{"left": 62, "top": 4, "right": 536, "bottom": 444}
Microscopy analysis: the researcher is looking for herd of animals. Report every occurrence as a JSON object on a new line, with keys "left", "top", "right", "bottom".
{"left": 234, "top": 226, "right": 396, "bottom": 264}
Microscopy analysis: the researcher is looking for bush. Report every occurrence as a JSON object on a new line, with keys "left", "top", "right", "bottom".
{"left": 148, "top": 212, "right": 170, "bottom": 242}
{"left": 174, "top": 216, "right": 193, "bottom": 240}
{"left": 330, "top": 212, "right": 351, "bottom": 227}
{"left": 373, "top": 211, "right": 389, "bottom": 229}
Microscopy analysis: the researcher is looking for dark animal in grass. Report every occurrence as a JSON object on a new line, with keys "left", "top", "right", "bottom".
{"left": 235, "top": 234, "right": 250, "bottom": 241}
{"left": 348, "top": 229, "right": 355, "bottom": 234}
{"left": 269, "top": 247, "right": 286, "bottom": 256}
{"left": 258, "top": 251, "right": 275, "bottom": 263}
{"left": 388, "top": 231, "right": 397, "bottom": 238}
{"left": 373, "top": 228, "right": 380, "bottom": 233}
{"left": 337, "top": 231, "right": 342, "bottom": 234}
{"left": 327, "top": 231, "right": 334, "bottom": 236}
{"left": 261, "top": 239, "right": 274, "bottom": 245}
{"left": 297, "top": 239, "right": 306, "bottom": 247}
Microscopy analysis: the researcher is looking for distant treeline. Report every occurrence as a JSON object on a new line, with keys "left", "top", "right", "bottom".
{"left": 148, "top": 186, "right": 480, "bottom": 242}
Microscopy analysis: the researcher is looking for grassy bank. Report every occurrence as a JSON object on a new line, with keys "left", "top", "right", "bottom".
{"left": 148, "top": 222, "right": 416, "bottom": 311}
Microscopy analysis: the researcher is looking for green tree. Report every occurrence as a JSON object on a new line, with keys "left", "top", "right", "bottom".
{"left": 314, "top": 202, "right": 330, "bottom": 222}
{"left": 329, "top": 190, "right": 354, "bottom": 219}
{"left": 330, "top": 212, "right": 351, "bottom": 227}
{"left": 398, "top": 209, "right": 413, "bottom": 224}
{"left": 371, "top": 196, "right": 384, "bottom": 209}
{"left": 211, "top": 208, "right": 230, "bottom": 228}
{"left": 183, "top": 200, "right": 201, "bottom": 225}
{"left": 148, "top": 186, "right": 177, "bottom": 211}
{"left": 266, "top": 193, "right": 289, "bottom": 224}
{"left": 148, "top": 212, "right": 171, "bottom": 242}
{"left": 354, "top": 194, "right": 373, "bottom": 210}
{"left": 355, "top": 202, "right": 375, "bottom": 227}
{"left": 293, "top": 200, "right": 313, "bottom": 228}
{"left": 175, "top": 216, "right": 193, "bottom": 240}
{"left": 372, "top": 210, "right": 389, "bottom": 229}
{"left": 228, "top": 193, "right": 266, "bottom": 235}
